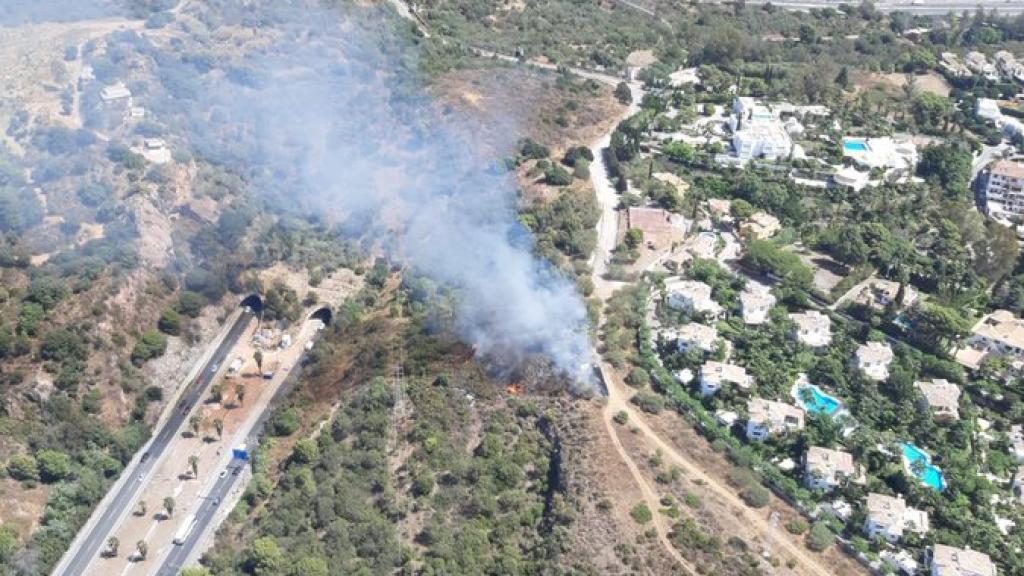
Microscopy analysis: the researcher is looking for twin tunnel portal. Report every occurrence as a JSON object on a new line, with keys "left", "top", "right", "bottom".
{"left": 239, "top": 293, "right": 333, "bottom": 326}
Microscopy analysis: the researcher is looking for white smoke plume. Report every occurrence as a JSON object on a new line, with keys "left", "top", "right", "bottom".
{"left": 178, "top": 2, "right": 596, "bottom": 387}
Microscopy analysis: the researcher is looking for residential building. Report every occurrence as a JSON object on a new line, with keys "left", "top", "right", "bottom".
{"left": 855, "top": 342, "right": 894, "bottom": 381}
{"left": 739, "top": 287, "right": 775, "bottom": 325}
{"left": 832, "top": 165, "right": 872, "bottom": 191}
{"left": 665, "top": 279, "right": 724, "bottom": 318}
{"left": 842, "top": 136, "right": 918, "bottom": 174}
{"left": 789, "top": 310, "right": 832, "bottom": 348}
{"left": 940, "top": 52, "right": 973, "bottom": 78}
{"left": 854, "top": 278, "right": 917, "bottom": 310}
{"left": 1010, "top": 425, "right": 1024, "bottom": 463}
{"left": 706, "top": 198, "right": 732, "bottom": 221}
{"left": 966, "top": 51, "right": 999, "bottom": 81}
{"left": 976, "top": 98, "right": 1003, "bottom": 123}
{"left": 981, "top": 160, "right": 1024, "bottom": 221}
{"left": 715, "top": 410, "right": 739, "bottom": 427}
{"left": 929, "top": 544, "right": 997, "bottom": 576}
{"left": 995, "top": 50, "right": 1024, "bottom": 82}
{"left": 733, "top": 123, "right": 792, "bottom": 161}
{"left": 863, "top": 493, "right": 929, "bottom": 543}
{"left": 672, "top": 322, "right": 719, "bottom": 353}
{"left": 745, "top": 398, "right": 805, "bottom": 441}
{"left": 967, "top": 309, "right": 1024, "bottom": 360}
{"left": 881, "top": 549, "right": 920, "bottom": 576}
{"left": 668, "top": 67, "right": 700, "bottom": 87}
{"left": 804, "top": 446, "right": 859, "bottom": 491}
{"left": 729, "top": 97, "right": 793, "bottom": 161}
{"left": 699, "top": 361, "right": 753, "bottom": 396}
{"left": 738, "top": 211, "right": 781, "bottom": 240}
{"left": 915, "top": 379, "right": 961, "bottom": 422}
{"left": 100, "top": 82, "right": 132, "bottom": 103}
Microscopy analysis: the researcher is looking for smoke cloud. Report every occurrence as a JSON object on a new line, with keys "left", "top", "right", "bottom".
{"left": 0, "top": 0, "right": 118, "bottom": 26}
{"left": 180, "top": 3, "right": 596, "bottom": 387}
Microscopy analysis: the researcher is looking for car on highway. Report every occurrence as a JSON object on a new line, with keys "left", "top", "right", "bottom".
{"left": 212, "top": 497, "right": 220, "bottom": 507}
{"left": 219, "top": 469, "right": 228, "bottom": 479}
{"left": 140, "top": 451, "right": 150, "bottom": 463}
{"left": 209, "top": 362, "right": 220, "bottom": 374}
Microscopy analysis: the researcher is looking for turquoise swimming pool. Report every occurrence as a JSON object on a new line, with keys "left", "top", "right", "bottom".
{"left": 844, "top": 140, "right": 868, "bottom": 152}
{"left": 792, "top": 382, "right": 842, "bottom": 416}
{"left": 902, "top": 443, "right": 947, "bottom": 491}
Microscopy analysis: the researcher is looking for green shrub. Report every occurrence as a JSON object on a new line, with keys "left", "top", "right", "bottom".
{"left": 785, "top": 519, "right": 808, "bottom": 535}
{"left": 6, "top": 453, "right": 39, "bottom": 482}
{"left": 630, "top": 503, "right": 653, "bottom": 524}
{"left": 157, "top": 308, "right": 183, "bottom": 336}
{"left": 741, "top": 485, "right": 771, "bottom": 508}
{"left": 625, "top": 367, "right": 650, "bottom": 387}
{"left": 630, "top": 392, "right": 664, "bottom": 414}
{"left": 807, "top": 520, "right": 836, "bottom": 551}
{"left": 131, "top": 330, "right": 167, "bottom": 365}
{"left": 37, "top": 450, "right": 72, "bottom": 483}
{"left": 613, "top": 411, "right": 629, "bottom": 425}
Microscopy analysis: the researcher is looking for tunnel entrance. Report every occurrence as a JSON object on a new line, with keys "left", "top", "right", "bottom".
{"left": 309, "top": 307, "right": 332, "bottom": 326}
{"left": 240, "top": 294, "right": 264, "bottom": 314}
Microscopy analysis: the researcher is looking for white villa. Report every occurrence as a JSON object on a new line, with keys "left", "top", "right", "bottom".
{"left": 789, "top": 310, "right": 832, "bottom": 348}
{"left": 739, "top": 287, "right": 775, "bottom": 325}
{"left": 804, "top": 446, "right": 859, "bottom": 491}
{"left": 929, "top": 544, "right": 997, "bottom": 576}
{"left": 100, "top": 82, "right": 132, "bottom": 103}
{"left": 671, "top": 322, "right": 719, "bottom": 354}
{"left": 842, "top": 136, "right": 918, "bottom": 175}
{"left": 915, "top": 379, "right": 961, "bottom": 422}
{"left": 665, "top": 279, "right": 724, "bottom": 318}
{"left": 729, "top": 97, "right": 792, "bottom": 162}
{"left": 864, "top": 492, "right": 929, "bottom": 543}
{"left": 746, "top": 398, "right": 805, "bottom": 441}
{"left": 855, "top": 342, "right": 894, "bottom": 381}
{"left": 699, "top": 361, "right": 753, "bottom": 396}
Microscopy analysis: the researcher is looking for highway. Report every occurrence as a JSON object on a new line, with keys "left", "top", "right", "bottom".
{"left": 732, "top": 0, "right": 1024, "bottom": 15}
{"left": 155, "top": 457, "right": 245, "bottom": 576}
{"left": 55, "top": 309, "right": 254, "bottom": 576}
{"left": 152, "top": 332, "right": 313, "bottom": 575}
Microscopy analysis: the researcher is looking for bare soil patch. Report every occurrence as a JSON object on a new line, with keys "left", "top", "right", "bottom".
{"left": 850, "top": 70, "right": 951, "bottom": 97}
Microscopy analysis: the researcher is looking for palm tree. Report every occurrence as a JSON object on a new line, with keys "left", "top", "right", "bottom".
{"left": 136, "top": 540, "right": 148, "bottom": 561}
{"left": 163, "top": 496, "right": 175, "bottom": 519}
{"left": 214, "top": 418, "right": 224, "bottom": 439}
{"left": 235, "top": 384, "right": 245, "bottom": 407}
{"left": 188, "top": 455, "right": 199, "bottom": 479}
{"left": 189, "top": 414, "right": 202, "bottom": 437}
{"left": 135, "top": 500, "right": 146, "bottom": 517}
{"left": 106, "top": 536, "right": 119, "bottom": 557}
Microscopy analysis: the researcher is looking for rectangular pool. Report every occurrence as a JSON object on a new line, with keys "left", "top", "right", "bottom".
{"left": 844, "top": 140, "right": 868, "bottom": 152}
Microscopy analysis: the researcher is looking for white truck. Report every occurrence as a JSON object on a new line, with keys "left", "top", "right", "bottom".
{"left": 173, "top": 514, "right": 198, "bottom": 546}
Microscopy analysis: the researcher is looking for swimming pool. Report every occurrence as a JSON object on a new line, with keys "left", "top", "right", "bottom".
{"left": 844, "top": 140, "right": 868, "bottom": 152}
{"left": 902, "top": 443, "right": 947, "bottom": 491}
{"left": 792, "top": 381, "right": 842, "bottom": 416}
